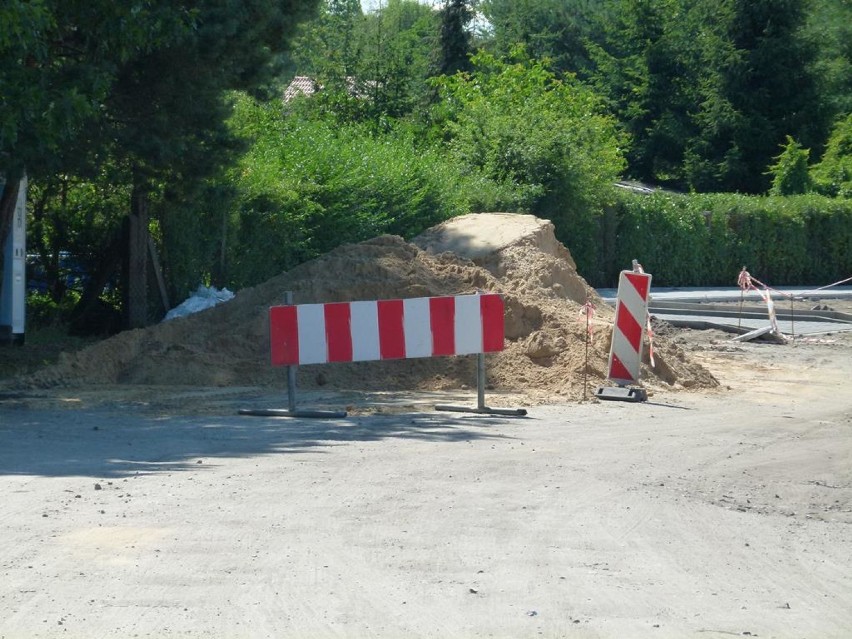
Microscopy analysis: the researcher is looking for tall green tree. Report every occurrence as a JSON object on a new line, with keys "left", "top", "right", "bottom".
{"left": 436, "top": 0, "right": 475, "bottom": 76}
{"left": 684, "top": 0, "right": 825, "bottom": 192}
{"left": 1, "top": 0, "right": 321, "bottom": 326}
{"left": 586, "top": 0, "right": 696, "bottom": 186}
{"left": 480, "top": 0, "right": 604, "bottom": 74}
{"left": 360, "top": 0, "right": 437, "bottom": 121}
{"left": 289, "top": 0, "right": 436, "bottom": 124}
{"left": 768, "top": 136, "right": 813, "bottom": 195}
{"left": 288, "top": 0, "right": 365, "bottom": 82}
{"left": 803, "top": 0, "right": 852, "bottom": 122}
{"left": 0, "top": 1, "right": 193, "bottom": 266}
{"left": 811, "top": 113, "right": 852, "bottom": 198}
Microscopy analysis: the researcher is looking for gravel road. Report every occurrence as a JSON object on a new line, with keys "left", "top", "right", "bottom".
{"left": 1, "top": 329, "right": 851, "bottom": 638}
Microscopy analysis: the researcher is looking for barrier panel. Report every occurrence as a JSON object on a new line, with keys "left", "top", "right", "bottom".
{"left": 597, "top": 266, "right": 652, "bottom": 402}
{"left": 269, "top": 294, "right": 505, "bottom": 366}
{"left": 240, "top": 292, "right": 525, "bottom": 418}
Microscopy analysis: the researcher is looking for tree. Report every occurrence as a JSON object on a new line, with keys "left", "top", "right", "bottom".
{"left": 803, "top": 0, "right": 852, "bottom": 123}
{"left": 1, "top": 0, "right": 321, "bottom": 327}
{"left": 436, "top": 0, "right": 475, "bottom": 76}
{"left": 435, "top": 49, "right": 625, "bottom": 271}
{"left": 480, "top": 0, "right": 604, "bottom": 74}
{"left": 685, "top": 0, "right": 825, "bottom": 193}
{"left": 288, "top": 0, "right": 365, "bottom": 81}
{"left": 586, "top": 0, "right": 696, "bottom": 186}
{"left": 289, "top": 0, "right": 436, "bottom": 125}
{"left": 768, "top": 136, "right": 813, "bottom": 195}
{"left": 0, "top": 1, "right": 192, "bottom": 267}
{"left": 811, "top": 114, "right": 852, "bottom": 198}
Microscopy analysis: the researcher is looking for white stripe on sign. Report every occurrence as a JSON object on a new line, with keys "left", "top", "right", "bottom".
{"left": 350, "top": 300, "right": 380, "bottom": 362}
{"left": 617, "top": 277, "right": 648, "bottom": 317}
{"left": 297, "top": 303, "right": 327, "bottom": 365}
{"left": 454, "top": 294, "right": 482, "bottom": 355}
{"left": 403, "top": 297, "right": 432, "bottom": 358}
{"left": 610, "top": 327, "right": 638, "bottom": 381}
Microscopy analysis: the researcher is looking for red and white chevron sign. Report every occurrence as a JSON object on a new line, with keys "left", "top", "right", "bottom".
{"left": 607, "top": 270, "right": 652, "bottom": 385}
{"left": 269, "top": 294, "right": 505, "bottom": 366}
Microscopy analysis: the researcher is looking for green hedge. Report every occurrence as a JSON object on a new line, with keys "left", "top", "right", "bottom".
{"left": 576, "top": 191, "right": 852, "bottom": 288}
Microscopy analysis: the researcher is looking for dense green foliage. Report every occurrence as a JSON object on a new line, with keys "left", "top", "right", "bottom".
{"left": 597, "top": 192, "right": 852, "bottom": 287}
{"left": 196, "top": 94, "right": 515, "bottom": 290}
{"left": 435, "top": 50, "right": 626, "bottom": 269}
{"left": 2, "top": 0, "right": 320, "bottom": 321}
{"left": 484, "top": 0, "right": 837, "bottom": 193}
{"left": 2, "top": 0, "right": 850, "bottom": 332}
{"left": 811, "top": 114, "right": 852, "bottom": 198}
{"left": 769, "top": 137, "right": 813, "bottom": 196}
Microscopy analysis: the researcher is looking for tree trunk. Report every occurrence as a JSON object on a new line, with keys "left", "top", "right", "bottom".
{"left": 126, "top": 180, "right": 149, "bottom": 329}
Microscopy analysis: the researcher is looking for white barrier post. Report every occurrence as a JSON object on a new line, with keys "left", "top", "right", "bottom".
{"left": 596, "top": 263, "right": 652, "bottom": 402}
{"left": 0, "top": 175, "right": 27, "bottom": 344}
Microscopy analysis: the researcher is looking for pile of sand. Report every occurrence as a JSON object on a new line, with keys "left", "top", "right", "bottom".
{"left": 13, "top": 213, "right": 717, "bottom": 402}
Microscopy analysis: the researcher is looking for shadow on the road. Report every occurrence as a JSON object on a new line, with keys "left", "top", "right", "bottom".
{"left": 0, "top": 407, "right": 516, "bottom": 478}
{"left": 643, "top": 401, "right": 694, "bottom": 410}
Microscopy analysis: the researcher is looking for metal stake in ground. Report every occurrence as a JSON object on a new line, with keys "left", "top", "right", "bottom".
{"left": 435, "top": 352, "right": 527, "bottom": 416}
{"left": 737, "top": 266, "right": 754, "bottom": 331}
{"left": 790, "top": 296, "right": 796, "bottom": 338}
{"left": 583, "top": 298, "right": 591, "bottom": 401}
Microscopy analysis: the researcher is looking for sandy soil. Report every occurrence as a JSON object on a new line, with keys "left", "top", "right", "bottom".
{"left": 4, "top": 214, "right": 717, "bottom": 402}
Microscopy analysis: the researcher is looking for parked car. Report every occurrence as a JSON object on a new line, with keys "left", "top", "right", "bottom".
{"left": 26, "top": 252, "right": 89, "bottom": 296}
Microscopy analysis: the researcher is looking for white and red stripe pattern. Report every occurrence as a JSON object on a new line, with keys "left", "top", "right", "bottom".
{"left": 607, "top": 270, "right": 652, "bottom": 385}
{"left": 269, "top": 294, "right": 505, "bottom": 366}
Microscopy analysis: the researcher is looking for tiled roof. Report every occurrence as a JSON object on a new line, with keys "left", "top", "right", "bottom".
{"left": 283, "top": 76, "right": 319, "bottom": 102}
{"left": 283, "top": 76, "right": 378, "bottom": 102}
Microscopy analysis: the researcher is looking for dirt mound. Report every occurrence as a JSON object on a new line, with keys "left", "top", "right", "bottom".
{"left": 11, "top": 213, "right": 716, "bottom": 402}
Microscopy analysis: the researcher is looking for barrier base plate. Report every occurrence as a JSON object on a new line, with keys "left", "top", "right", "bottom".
{"left": 435, "top": 404, "right": 528, "bottom": 417}
{"left": 595, "top": 386, "right": 648, "bottom": 403}
{"left": 238, "top": 408, "right": 348, "bottom": 419}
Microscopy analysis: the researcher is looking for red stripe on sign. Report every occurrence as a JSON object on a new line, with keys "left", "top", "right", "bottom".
{"left": 324, "top": 302, "right": 353, "bottom": 363}
{"left": 480, "top": 294, "right": 505, "bottom": 352}
{"left": 430, "top": 296, "right": 456, "bottom": 356}
{"left": 269, "top": 306, "right": 299, "bottom": 366}
{"left": 610, "top": 353, "right": 636, "bottom": 382}
{"left": 378, "top": 299, "right": 405, "bottom": 359}
{"left": 616, "top": 306, "right": 643, "bottom": 351}
{"left": 625, "top": 272, "right": 650, "bottom": 300}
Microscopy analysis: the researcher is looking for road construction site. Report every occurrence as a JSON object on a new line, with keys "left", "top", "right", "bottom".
{"left": 1, "top": 213, "right": 850, "bottom": 638}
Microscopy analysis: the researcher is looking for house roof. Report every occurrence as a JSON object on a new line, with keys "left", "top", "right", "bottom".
{"left": 282, "top": 76, "right": 377, "bottom": 102}
{"left": 283, "top": 76, "right": 319, "bottom": 102}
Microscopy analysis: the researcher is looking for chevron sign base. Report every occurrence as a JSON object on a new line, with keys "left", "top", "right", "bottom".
{"left": 594, "top": 386, "right": 648, "bottom": 403}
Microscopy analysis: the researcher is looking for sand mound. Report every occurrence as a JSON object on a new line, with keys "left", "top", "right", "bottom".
{"left": 12, "top": 213, "right": 717, "bottom": 402}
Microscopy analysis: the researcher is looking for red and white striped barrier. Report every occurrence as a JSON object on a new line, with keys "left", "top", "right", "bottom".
{"left": 607, "top": 270, "right": 652, "bottom": 385}
{"left": 269, "top": 293, "right": 505, "bottom": 367}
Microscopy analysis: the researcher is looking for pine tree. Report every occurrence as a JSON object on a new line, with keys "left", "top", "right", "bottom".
{"left": 437, "top": 0, "right": 474, "bottom": 76}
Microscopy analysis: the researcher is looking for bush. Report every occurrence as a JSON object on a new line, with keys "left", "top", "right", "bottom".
{"left": 768, "top": 137, "right": 813, "bottom": 196}
{"left": 811, "top": 114, "right": 852, "bottom": 198}
{"left": 433, "top": 50, "right": 626, "bottom": 272}
{"left": 591, "top": 191, "right": 852, "bottom": 287}
{"left": 223, "top": 94, "right": 515, "bottom": 288}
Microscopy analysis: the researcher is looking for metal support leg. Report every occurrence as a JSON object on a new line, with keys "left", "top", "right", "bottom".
{"left": 436, "top": 353, "right": 527, "bottom": 417}
{"left": 240, "top": 290, "right": 347, "bottom": 419}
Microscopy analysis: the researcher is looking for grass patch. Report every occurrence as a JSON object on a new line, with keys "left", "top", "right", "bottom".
{"left": 0, "top": 328, "right": 97, "bottom": 382}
